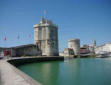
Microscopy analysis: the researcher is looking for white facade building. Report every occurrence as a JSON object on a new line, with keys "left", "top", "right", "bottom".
{"left": 95, "top": 43, "right": 111, "bottom": 54}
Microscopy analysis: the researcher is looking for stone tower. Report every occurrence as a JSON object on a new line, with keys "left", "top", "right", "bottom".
{"left": 68, "top": 39, "right": 80, "bottom": 56}
{"left": 92, "top": 40, "right": 96, "bottom": 47}
{"left": 92, "top": 40, "right": 96, "bottom": 54}
{"left": 33, "top": 17, "right": 59, "bottom": 56}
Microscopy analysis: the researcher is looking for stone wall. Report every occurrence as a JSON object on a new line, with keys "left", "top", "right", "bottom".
{"left": 8, "top": 56, "right": 64, "bottom": 67}
{"left": 15, "top": 45, "right": 41, "bottom": 56}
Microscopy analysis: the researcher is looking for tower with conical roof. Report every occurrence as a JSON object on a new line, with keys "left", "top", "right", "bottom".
{"left": 92, "top": 40, "right": 96, "bottom": 54}
{"left": 33, "top": 17, "right": 59, "bottom": 56}
{"left": 92, "top": 40, "right": 96, "bottom": 48}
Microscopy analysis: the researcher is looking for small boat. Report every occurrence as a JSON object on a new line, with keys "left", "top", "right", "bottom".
{"left": 96, "top": 54, "right": 109, "bottom": 58}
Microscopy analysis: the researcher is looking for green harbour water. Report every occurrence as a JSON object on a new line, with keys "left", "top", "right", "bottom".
{"left": 18, "top": 58, "right": 111, "bottom": 85}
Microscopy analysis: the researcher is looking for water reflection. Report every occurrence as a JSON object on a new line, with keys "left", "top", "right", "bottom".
{"left": 18, "top": 61, "right": 60, "bottom": 85}
{"left": 18, "top": 58, "right": 111, "bottom": 85}
{"left": 37, "top": 61, "right": 60, "bottom": 85}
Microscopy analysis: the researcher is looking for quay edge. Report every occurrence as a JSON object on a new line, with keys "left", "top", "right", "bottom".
{"left": 0, "top": 56, "right": 64, "bottom": 85}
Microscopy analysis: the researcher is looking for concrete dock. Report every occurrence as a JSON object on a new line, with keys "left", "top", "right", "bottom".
{"left": 0, "top": 60, "right": 41, "bottom": 85}
{"left": 0, "top": 56, "right": 64, "bottom": 85}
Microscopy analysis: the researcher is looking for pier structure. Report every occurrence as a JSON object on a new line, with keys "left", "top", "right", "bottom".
{"left": 0, "top": 57, "right": 64, "bottom": 85}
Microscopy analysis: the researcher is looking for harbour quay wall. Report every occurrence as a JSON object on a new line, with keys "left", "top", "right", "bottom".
{"left": 0, "top": 60, "right": 41, "bottom": 85}
{"left": 0, "top": 56, "right": 64, "bottom": 85}
{"left": 8, "top": 56, "right": 64, "bottom": 67}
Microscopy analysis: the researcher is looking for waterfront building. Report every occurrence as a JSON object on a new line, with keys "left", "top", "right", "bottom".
{"left": 64, "top": 48, "right": 74, "bottom": 57}
{"left": 34, "top": 17, "right": 59, "bottom": 56}
{"left": 84, "top": 40, "right": 97, "bottom": 54}
{"left": 95, "top": 43, "right": 111, "bottom": 54}
{"left": 0, "top": 44, "right": 41, "bottom": 57}
{"left": 0, "top": 17, "right": 59, "bottom": 57}
{"left": 59, "top": 52, "right": 64, "bottom": 56}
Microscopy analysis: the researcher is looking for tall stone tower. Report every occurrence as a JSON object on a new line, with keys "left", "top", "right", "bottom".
{"left": 68, "top": 39, "right": 80, "bottom": 56}
{"left": 92, "top": 40, "right": 96, "bottom": 47}
{"left": 92, "top": 40, "right": 96, "bottom": 54}
{"left": 33, "top": 17, "right": 59, "bottom": 56}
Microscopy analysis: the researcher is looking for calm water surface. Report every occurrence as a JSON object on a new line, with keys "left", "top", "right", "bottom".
{"left": 18, "top": 58, "right": 111, "bottom": 85}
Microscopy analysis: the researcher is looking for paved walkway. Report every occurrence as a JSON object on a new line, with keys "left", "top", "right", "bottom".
{"left": 0, "top": 60, "right": 41, "bottom": 85}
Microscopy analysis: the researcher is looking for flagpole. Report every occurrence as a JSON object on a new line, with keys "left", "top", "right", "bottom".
{"left": 29, "top": 34, "right": 31, "bottom": 44}
{"left": 4, "top": 36, "right": 7, "bottom": 48}
{"left": 17, "top": 35, "right": 20, "bottom": 46}
{"left": 4, "top": 36, "right": 7, "bottom": 58}
{"left": 44, "top": 10, "right": 46, "bottom": 18}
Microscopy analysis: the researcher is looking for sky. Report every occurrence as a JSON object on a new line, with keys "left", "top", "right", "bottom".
{"left": 0, "top": 0, "right": 111, "bottom": 51}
